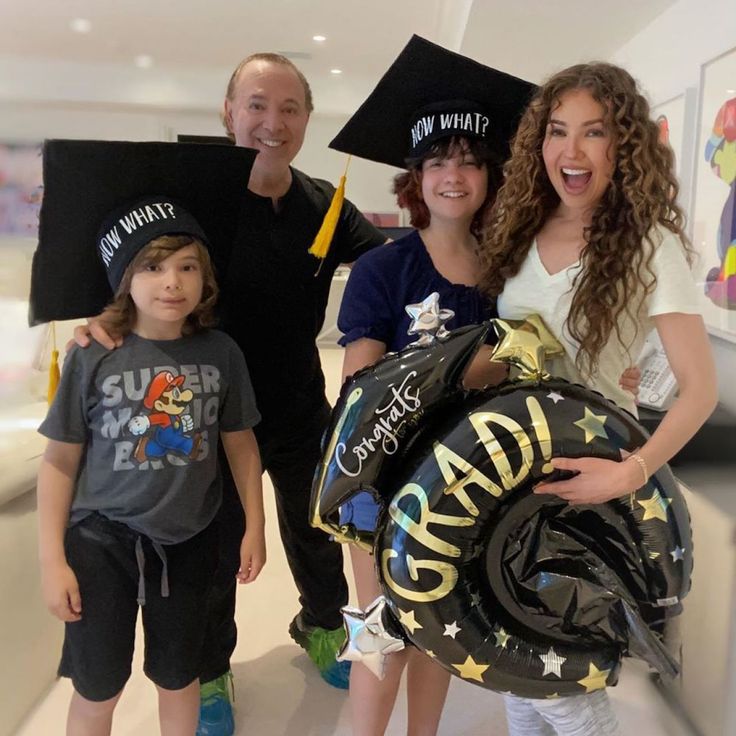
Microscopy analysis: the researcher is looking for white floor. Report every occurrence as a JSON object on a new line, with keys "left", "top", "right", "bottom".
{"left": 15, "top": 349, "right": 696, "bottom": 736}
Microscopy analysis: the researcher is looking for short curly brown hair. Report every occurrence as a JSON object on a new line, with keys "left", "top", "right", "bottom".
{"left": 392, "top": 136, "right": 503, "bottom": 238}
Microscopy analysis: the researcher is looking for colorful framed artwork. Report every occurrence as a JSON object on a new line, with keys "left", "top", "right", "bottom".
{"left": 690, "top": 46, "right": 736, "bottom": 340}
{"left": 0, "top": 142, "right": 43, "bottom": 237}
{"left": 652, "top": 88, "right": 699, "bottom": 224}
{"left": 653, "top": 93, "right": 686, "bottom": 173}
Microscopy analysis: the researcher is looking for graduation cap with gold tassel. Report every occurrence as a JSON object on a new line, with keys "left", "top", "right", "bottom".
{"left": 328, "top": 35, "right": 534, "bottom": 170}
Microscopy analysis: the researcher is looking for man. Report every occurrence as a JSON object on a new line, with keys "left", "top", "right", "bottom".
{"left": 197, "top": 54, "right": 386, "bottom": 734}
{"left": 76, "top": 54, "right": 385, "bottom": 736}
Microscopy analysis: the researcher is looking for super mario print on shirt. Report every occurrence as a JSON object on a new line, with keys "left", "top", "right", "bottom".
{"left": 39, "top": 330, "right": 260, "bottom": 544}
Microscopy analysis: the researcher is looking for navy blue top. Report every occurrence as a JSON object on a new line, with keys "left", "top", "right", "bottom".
{"left": 338, "top": 230, "right": 495, "bottom": 351}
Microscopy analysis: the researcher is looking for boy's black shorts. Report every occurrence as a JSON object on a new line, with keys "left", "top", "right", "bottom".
{"left": 59, "top": 513, "right": 218, "bottom": 701}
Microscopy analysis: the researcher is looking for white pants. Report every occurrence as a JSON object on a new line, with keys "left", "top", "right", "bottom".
{"left": 503, "top": 691, "right": 620, "bottom": 736}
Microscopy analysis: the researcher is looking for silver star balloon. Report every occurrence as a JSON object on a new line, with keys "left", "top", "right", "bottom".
{"left": 336, "top": 596, "right": 406, "bottom": 680}
{"left": 405, "top": 292, "right": 455, "bottom": 346}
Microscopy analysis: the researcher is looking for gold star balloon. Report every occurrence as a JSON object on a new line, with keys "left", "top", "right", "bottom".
{"left": 490, "top": 316, "right": 565, "bottom": 380}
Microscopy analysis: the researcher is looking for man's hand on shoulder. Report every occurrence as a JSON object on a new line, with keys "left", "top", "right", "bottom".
{"left": 69, "top": 317, "right": 122, "bottom": 351}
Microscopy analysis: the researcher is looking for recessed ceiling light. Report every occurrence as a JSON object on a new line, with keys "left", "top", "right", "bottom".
{"left": 134, "top": 55, "right": 154, "bottom": 69}
{"left": 70, "top": 18, "right": 92, "bottom": 34}
{"left": 313, "top": 35, "right": 326, "bottom": 42}
{"left": 330, "top": 68, "right": 342, "bottom": 75}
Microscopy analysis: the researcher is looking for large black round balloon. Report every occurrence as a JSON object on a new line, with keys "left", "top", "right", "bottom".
{"left": 310, "top": 323, "right": 692, "bottom": 698}
{"left": 377, "top": 379, "right": 691, "bottom": 697}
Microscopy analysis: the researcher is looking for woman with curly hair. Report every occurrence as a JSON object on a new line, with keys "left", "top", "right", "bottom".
{"left": 480, "top": 62, "right": 718, "bottom": 735}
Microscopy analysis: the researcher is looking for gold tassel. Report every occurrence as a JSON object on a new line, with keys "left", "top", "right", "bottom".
{"left": 47, "top": 322, "right": 60, "bottom": 405}
{"left": 309, "top": 156, "right": 352, "bottom": 261}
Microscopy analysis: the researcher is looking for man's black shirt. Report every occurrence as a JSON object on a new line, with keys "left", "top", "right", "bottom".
{"left": 220, "top": 167, "right": 385, "bottom": 439}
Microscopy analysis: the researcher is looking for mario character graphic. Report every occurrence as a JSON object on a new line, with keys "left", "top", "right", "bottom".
{"left": 704, "top": 96, "right": 736, "bottom": 310}
{"left": 128, "top": 370, "right": 202, "bottom": 463}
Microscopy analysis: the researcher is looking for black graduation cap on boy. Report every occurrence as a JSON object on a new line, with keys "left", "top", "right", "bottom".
{"left": 29, "top": 140, "right": 256, "bottom": 325}
{"left": 329, "top": 35, "right": 535, "bottom": 169}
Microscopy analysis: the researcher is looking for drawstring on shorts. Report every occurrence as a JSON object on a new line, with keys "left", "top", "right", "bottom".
{"left": 134, "top": 536, "right": 170, "bottom": 606}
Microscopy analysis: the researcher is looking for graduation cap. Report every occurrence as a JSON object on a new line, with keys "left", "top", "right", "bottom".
{"left": 329, "top": 34, "right": 535, "bottom": 169}
{"left": 29, "top": 140, "right": 257, "bottom": 325}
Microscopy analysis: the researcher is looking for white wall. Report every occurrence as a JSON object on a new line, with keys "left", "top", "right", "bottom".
{"left": 0, "top": 102, "right": 399, "bottom": 212}
{"left": 0, "top": 100, "right": 398, "bottom": 409}
{"left": 612, "top": 0, "right": 736, "bottom": 413}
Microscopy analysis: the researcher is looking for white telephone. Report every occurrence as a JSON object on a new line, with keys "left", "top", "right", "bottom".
{"left": 636, "top": 332, "right": 677, "bottom": 412}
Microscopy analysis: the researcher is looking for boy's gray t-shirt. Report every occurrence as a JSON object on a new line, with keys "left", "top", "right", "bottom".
{"left": 39, "top": 330, "right": 261, "bottom": 545}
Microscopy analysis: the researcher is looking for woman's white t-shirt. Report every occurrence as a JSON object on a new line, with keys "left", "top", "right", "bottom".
{"left": 496, "top": 228, "right": 701, "bottom": 416}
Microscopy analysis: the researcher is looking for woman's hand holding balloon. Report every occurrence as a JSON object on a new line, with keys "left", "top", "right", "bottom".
{"left": 533, "top": 456, "right": 644, "bottom": 504}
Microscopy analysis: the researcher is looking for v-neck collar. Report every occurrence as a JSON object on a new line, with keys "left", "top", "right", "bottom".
{"left": 530, "top": 239, "right": 582, "bottom": 281}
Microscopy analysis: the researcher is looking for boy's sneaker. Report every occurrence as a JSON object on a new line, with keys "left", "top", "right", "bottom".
{"left": 197, "top": 672, "right": 234, "bottom": 736}
{"left": 289, "top": 612, "right": 351, "bottom": 689}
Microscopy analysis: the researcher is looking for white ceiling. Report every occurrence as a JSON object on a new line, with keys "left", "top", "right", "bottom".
{"left": 0, "top": 0, "right": 676, "bottom": 114}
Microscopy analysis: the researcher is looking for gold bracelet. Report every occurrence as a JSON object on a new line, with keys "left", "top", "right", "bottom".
{"left": 627, "top": 453, "right": 649, "bottom": 487}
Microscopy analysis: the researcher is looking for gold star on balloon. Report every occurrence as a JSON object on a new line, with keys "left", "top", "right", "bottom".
{"left": 545, "top": 692, "right": 561, "bottom": 699}
{"left": 577, "top": 662, "right": 610, "bottom": 693}
{"left": 490, "top": 315, "right": 565, "bottom": 381}
{"left": 337, "top": 597, "right": 406, "bottom": 680}
{"left": 398, "top": 608, "right": 423, "bottom": 635}
{"left": 494, "top": 627, "right": 511, "bottom": 648}
{"left": 452, "top": 655, "right": 489, "bottom": 682}
{"left": 425, "top": 650, "right": 436, "bottom": 658}
{"left": 405, "top": 292, "right": 455, "bottom": 345}
{"left": 638, "top": 490, "right": 672, "bottom": 522}
{"left": 574, "top": 407, "right": 609, "bottom": 443}
{"left": 491, "top": 319, "right": 547, "bottom": 379}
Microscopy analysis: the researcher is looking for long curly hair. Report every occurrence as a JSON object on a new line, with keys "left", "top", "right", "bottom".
{"left": 393, "top": 136, "right": 503, "bottom": 239}
{"left": 479, "top": 63, "right": 690, "bottom": 376}
{"left": 99, "top": 235, "right": 218, "bottom": 338}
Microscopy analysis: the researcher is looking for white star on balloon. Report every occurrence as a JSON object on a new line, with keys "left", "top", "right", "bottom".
{"left": 547, "top": 391, "right": 564, "bottom": 404}
{"left": 539, "top": 647, "right": 567, "bottom": 678}
{"left": 337, "top": 596, "right": 406, "bottom": 680}
{"left": 670, "top": 546, "right": 685, "bottom": 562}
{"left": 443, "top": 621, "right": 462, "bottom": 639}
{"left": 405, "top": 292, "right": 455, "bottom": 345}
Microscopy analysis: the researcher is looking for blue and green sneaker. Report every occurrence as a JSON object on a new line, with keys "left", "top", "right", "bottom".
{"left": 289, "top": 613, "right": 351, "bottom": 689}
{"left": 197, "top": 672, "right": 234, "bottom": 736}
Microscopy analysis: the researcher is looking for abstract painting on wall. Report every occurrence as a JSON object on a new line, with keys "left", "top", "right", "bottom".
{"left": 691, "top": 46, "right": 736, "bottom": 340}
{"left": 0, "top": 142, "right": 42, "bottom": 237}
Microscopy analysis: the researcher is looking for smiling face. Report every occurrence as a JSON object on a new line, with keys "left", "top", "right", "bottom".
{"left": 419, "top": 139, "right": 489, "bottom": 227}
{"left": 223, "top": 59, "right": 310, "bottom": 179}
{"left": 129, "top": 243, "right": 204, "bottom": 338}
{"left": 542, "top": 88, "right": 616, "bottom": 216}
